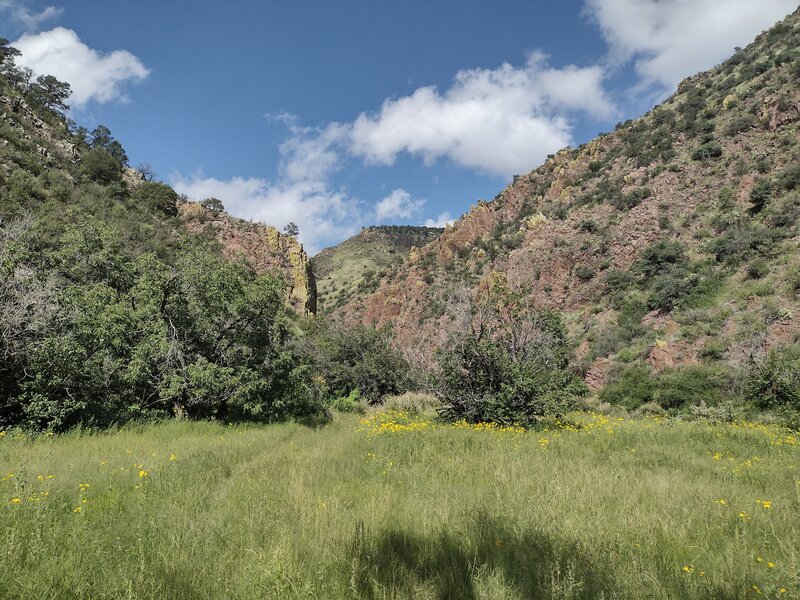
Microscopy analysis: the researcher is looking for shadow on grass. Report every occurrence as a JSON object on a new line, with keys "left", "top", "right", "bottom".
{"left": 347, "top": 513, "right": 610, "bottom": 600}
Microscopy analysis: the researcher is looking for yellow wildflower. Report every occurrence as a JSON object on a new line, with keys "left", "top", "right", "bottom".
{"left": 10, "top": 497, "right": 21, "bottom": 504}
{"left": 73, "top": 506, "right": 82, "bottom": 513}
{"left": 78, "top": 483, "right": 90, "bottom": 491}
{"left": 767, "top": 562, "right": 775, "bottom": 569}
{"left": 169, "top": 454, "right": 176, "bottom": 461}
{"left": 683, "top": 565, "right": 694, "bottom": 574}
{"left": 716, "top": 499, "right": 727, "bottom": 506}
{"left": 138, "top": 469, "right": 148, "bottom": 478}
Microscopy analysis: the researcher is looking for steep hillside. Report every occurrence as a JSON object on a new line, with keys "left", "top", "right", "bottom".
{"left": 0, "top": 90, "right": 315, "bottom": 316}
{"left": 312, "top": 225, "right": 442, "bottom": 313}
{"left": 338, "top": 9, "right": 800, "bottom": 388}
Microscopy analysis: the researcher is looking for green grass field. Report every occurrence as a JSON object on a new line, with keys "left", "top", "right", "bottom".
{"left": 1, "top": 411, "right": 798, "bottom": 599}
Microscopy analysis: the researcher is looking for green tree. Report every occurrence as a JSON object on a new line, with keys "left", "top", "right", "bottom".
{"left": 81, "top": 148, "right": 124, "bottom": 184}
{"left": 132, "top": 181, "right": 180, "bottom": 217}
{"left": 200, "top": 197, "right": 225, "bottom": 213}
{"left": 298, "top": 321, "right": 411, "bottom": 403}
{"left": 0, "top": 38, "right": 21, "bottom": 67}
{"left": 434, "top": 279, "right": 586, "bottom": 424}
{"left": 28, "top": 74, "right": 71, "bottom": 113}
{"left": 90, "top": 125, "right": 129, "bottom": 166}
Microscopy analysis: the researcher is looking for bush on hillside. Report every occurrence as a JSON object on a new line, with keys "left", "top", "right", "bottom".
{"left": 634, "top": 240, "right": 689, "bottom": 281}
{"left": 691, "top": 141, "right": 723, "bottom": 161}
{"left": 747, "top": 344, "right": 800, "bottom": 412}
{"left": 132, "top": 181, "right": 180, "bottom": 217}
{"left": 81, "top": 148, "right": 123, "bottom": 184}
{"left": 433, "top": 282, "right": 587, "bottom": 425}
{"left": 599, "top": 363, "right": 737, "bottom": 411}
{"left": 749, "top": 178, "right": 773, "bottom": 214}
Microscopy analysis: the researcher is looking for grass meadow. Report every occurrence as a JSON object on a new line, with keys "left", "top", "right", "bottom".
{"left": 1, "top": 411, "right": 798, "bottom": 599}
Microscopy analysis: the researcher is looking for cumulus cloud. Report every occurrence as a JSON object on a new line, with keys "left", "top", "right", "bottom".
{"left": 12, "top": 27, "right": 149, "bottom": 107}
{"left": 0, "top": 0, "right": 61, "bottom": 31}
{"left": 375, "top": 189, "right": 425, "bottom": 221}
{"left": 349, "top": 55, "right": 615, "bottom": 179}
{"left": 424, "top": 212, "right": 454, "bottom": 228}
{"left": 171, "top": 50, "right": 619, "bottom": 248}
{"left": 172, "top": 124, "right": 364, "bottom": 254}
{"left": 584, "top": 0, "right": 798, "bottom": 90}
{"left": 172, "top": 172, "right": 361, "bottom": 255}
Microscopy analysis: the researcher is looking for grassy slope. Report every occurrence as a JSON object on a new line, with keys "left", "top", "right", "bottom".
{"left": 313, "top": 226, "right": 443, "bottom": 313}
{"left": 1, "top": 415, "right": 798, "bottom": 599}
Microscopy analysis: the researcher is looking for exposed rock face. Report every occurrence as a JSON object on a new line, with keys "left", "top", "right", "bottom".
{"left": 179, "top": 203, "right": 317, "bottom": 315}
{"left": 333, "top": 10, "right": 800, "bottom": 382}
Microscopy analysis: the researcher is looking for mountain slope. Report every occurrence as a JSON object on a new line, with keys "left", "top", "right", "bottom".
{"left": 312, "top": 225, "right": 443, "bottom": 313}
{"left": 0, "top": 90, "right": 316, "bottom": 316}
{"left": 336, "top": 8, "right": 800, "bottom": 388}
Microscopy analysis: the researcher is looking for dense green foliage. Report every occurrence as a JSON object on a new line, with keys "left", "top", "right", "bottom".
{"left": 0, "top": 47, "right": 329, "bottom": 431}
{"left": 0, "top": 217, "right": 323, "bottom": 430}
{"left": 296, "top": 322, "right": 412, "bottom": 404}
{"left": 434, "top": 283, "right": 587, "bottom": 425}
{"left": 598, "top": 363, "right": 736, "bottom": 411}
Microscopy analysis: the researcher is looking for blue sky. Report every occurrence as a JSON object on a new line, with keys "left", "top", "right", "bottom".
{"left": 1, "top": 0, "right": 797, "bottom": 252}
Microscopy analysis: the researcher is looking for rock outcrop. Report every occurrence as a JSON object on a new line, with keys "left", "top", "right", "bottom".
{"left": 179, "top": 203, "right": 317, "bottom": 315}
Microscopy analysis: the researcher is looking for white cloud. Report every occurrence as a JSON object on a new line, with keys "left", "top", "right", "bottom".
{"left": 0, "top": 0, "right": 61, "bottom": 31}
{"left": 375, "top": 189, "right": 425, "bottom": 221}
{"left": 172, "top": 172, "right": 362, "bottom": 255}
{"left": 584, "top": 0, "right": 797, "bottom": 90}
{"left": 424, "top": 212, "right": 454, "bottom": 228}
{"left": 12, "top": 27, "right": 149, "bottom": 107}
{"left": 171, "top": 124, "right": 363, "bottom": 254}
{"left": 349, "top": 55, "right": 615, "bottom": 178}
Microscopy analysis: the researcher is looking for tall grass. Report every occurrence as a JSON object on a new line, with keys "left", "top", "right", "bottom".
{"left": 1, "top": 412, "right": 798, "bottom": 599}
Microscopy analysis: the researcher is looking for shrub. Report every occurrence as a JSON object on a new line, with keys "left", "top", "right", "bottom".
{"left": 328, "top": 389, "right": 364, "bottom": 413}
{"left": 765, "top": 191, "right": 800, "bottom": 230}
{"left": 706, "top": 223, "right": 777, "bottom": 265}
{"left": 746, "top": 345, "right": 800, "bottom": 412}
{"left": 749, "top": 178, "right": 773, "bottom": 214}
{"left": 299, "top": 322, "right": 411, "bottom": 404}
{"left": 435, "top": 336, "right": 586, "bottom": 425}
{"left": 80, "top": 148, "right": 123, "bottom": 184}
{"left": 598, "top": 364, "right": 656, "bottom": 410}
{"left": 634, "top": 240, "right": 688, "bottom": 281}
{"left": 604, "top": 269, "right": 635, "bottom": 298}
{"left": 776, "top": 163, "right": 800, "bottom": 191}
{"left": 132, "top": 182, "right": 180, "bottom": 217}
{"left": 434, "top": 288, "right": 586, "bottom": 425}
{"left": 652, "top": 365, "right": 735, "bottom": 410}
{"left": 574, "top": 264, "right": 595, "bottom": 282}
{"left": 600, "top": 364, "right": 737, "bottom": 411}
{"left": 745, "top": 258, "right": 770, "bottom": 279}
{"left": 691, "top": 141, "right": 723, "bottom": 161}
{"left": 611, "top": 187, "right": 651, "bottom": 210}
{"left": 648, "top": 273, "right": 696, "bottom": 311}
{"left": 724, "top": 114, "right": 756, "bottom": 136}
